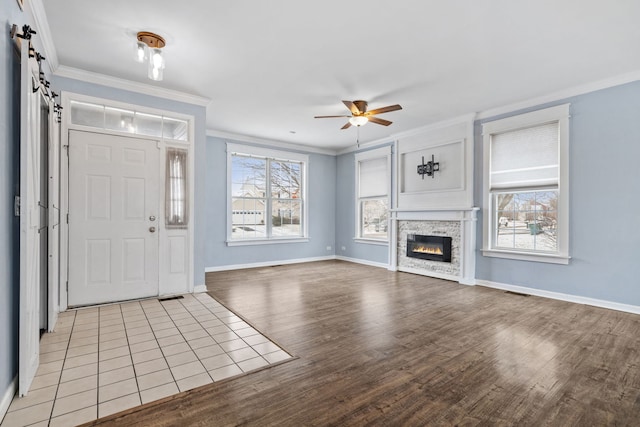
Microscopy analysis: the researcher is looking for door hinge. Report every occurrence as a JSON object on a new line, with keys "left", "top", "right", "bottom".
{"left": 66, "top": 281, "right": 68, "bottom": 291}
{"left": 14, "top": 195, "right": 20, "bottom": 216}
{"left": 66, "top": 213, "right": 69, "bottom": 224}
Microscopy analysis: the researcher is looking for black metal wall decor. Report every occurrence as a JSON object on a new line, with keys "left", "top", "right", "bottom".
{"left": 417, "top": 154, "right": 440, "bottom": 179}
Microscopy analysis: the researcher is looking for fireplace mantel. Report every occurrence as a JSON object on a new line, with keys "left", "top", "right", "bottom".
{"left": 389, "top": 207, "right": 479, "bottom": 285}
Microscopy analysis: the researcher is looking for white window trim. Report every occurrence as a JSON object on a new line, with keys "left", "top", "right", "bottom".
{"left": 226, "top": 142, "right": 309, "bottom": 245}
{"left": 354, "top": 146, "right": 391, "bottom": 245}
{"left": 481, "top": 104, "right": 570, "bottom": 264}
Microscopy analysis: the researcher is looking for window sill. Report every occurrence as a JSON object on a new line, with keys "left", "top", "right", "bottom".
{"left": 226, "top": 238, "right": 309, "bottom": 247}
{"left": 353, "top": 238, "right": 389, "bottom": 246}
{"left": 482, "top": 248, "right": 570, "bottom": 265}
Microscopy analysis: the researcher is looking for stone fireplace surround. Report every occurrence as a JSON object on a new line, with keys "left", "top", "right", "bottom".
{"left": 389, "top": 208, "right": 478, "bottom": 285}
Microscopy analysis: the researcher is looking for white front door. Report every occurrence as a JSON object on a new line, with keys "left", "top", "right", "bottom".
{"left": 68, "top": 130, "right": 160, "bottom": 306}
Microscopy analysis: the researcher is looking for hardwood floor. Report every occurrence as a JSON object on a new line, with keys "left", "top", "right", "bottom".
{"left": 86, "top": 260, "right": 640, "bottom": 426}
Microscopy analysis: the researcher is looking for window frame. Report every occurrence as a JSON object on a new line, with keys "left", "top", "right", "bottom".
{"left": 354, "top": 146, "right": 391, "bottom": 244}
{"left": 226, "top": 143, "right": 309, "bottom": 245}
{"left": 481, "top": 104, "right": 570, "bottom": 264}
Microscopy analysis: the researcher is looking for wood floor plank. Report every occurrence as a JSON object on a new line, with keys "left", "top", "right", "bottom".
{"left": 83, "top": 261, "right": 640, "bottom": 426}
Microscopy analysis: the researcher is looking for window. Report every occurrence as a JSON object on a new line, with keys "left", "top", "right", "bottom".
{"left": 227, "top": 144, "right": 307, "bottom": 243}
{"left": 165, "top": 148, "right": 188, "bottom": 228}
{"left": 482, "top": 104, "right": 570, "bottom": 264}
{"left": 355, "top": 146, "right": 391, "bottom": 242}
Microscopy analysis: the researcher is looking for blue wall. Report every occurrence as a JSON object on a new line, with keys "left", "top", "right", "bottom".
{"left": 205, "top": 137, "right": 336, "bottom": 268}
{"left": 335, "top": 144, "right": 391, "bottom": 265}
{"left": 52, "top": 76, "right": 208, "bottom": 288}
{"left": 475, "top": 81, "right": 640, "bottom": 306}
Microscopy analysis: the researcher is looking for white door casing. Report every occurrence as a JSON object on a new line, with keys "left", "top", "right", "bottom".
{"left": 68, "top": 131, "right": 160, "bottom": 306}
{"left": 48, "top": 110, "right": 60, "bottom": 331}
{"left": 19, "top": 38, "right": 42, "bottom": 397}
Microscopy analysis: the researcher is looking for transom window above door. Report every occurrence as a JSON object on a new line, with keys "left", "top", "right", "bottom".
{"left": 70, "top": 100, "right": 189, "bottom": 141}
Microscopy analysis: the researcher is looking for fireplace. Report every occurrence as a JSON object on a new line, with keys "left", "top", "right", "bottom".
{"left": 406, "top": 234, "right": 452, "bottom": 263}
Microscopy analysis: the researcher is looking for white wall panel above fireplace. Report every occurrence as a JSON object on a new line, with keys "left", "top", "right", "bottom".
{"left": 395, "top": 115, "right": 475, "bottom": 210}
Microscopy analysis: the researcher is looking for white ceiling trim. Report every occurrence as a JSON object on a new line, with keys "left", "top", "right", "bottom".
{"left": 391, "top": 113, "right": 477, "bottom": 141}
{"left": 337, "top": 113, "right": 477, "bottom": 155}
{"left": 54, "top": 65, "right": 211, "bottom": 107}
{"left": 477, "top": 70, "right": 640, "bottom": 121}
{"left": 206, "top": 129, "right": 337, "bottom": 156}
{"left": 27, "top": 0, "right": 59, "bottom": 74}
{"left": 336, "top": 137, "right": 395, "bottom": 156}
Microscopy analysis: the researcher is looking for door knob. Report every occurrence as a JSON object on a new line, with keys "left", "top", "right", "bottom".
{"left": 149, "top": 226, "right": 156, "bottom": 233}
{"left": 149, "top": 215, "right": 156, "bottom": 221}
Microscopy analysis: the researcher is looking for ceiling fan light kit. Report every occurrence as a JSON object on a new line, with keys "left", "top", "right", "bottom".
{"left": 349, "top": 116, "right": 368, "bottom": 127}
{"left": 315, "top": 99, "right": 402, "bottom": 130}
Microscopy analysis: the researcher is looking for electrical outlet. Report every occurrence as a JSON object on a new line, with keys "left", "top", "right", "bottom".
{"left": 326, "top": 246, "right": 332, "bottom": 251}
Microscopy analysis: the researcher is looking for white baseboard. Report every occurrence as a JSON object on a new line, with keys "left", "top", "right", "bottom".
{"left": 205, "top": 256, "right": 336, "bottom": 272}
{"left": 0, "top": 376, "right": 16, "bottom": 423}
{"left": 193, "top": 285, "right": 207, "bottom": 293}
{"left": 476, "top": 279, "right": 640, "bottom": 315}
{"left": 335, "top": 256, "right": 388, "bottom": 269}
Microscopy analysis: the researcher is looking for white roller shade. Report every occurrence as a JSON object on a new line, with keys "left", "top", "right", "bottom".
{"left": 359, "top": 157, "right": 387, "bottom": 198}
{"left": 490, "top": 122, "right": 559, "bottom": 190}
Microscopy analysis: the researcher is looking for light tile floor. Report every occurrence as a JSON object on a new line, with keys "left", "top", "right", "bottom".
{"left": 1, "top": 293, "right": 292, "bottom": 427}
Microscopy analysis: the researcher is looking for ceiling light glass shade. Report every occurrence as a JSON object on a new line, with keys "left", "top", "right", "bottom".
{"left": 147, "top": 48, "right": 165, "bottom": 81}
{"left": 150, "top": 48, "right": 165, "bottom": 69}
{"left": 135, "top": 40, "right": 148, "bottom": 63}
{"left": 148, "top": 62, "right": 164, "bottom": 81}
{"left": 349, "top": 116, "right": 368, "bottom": 127}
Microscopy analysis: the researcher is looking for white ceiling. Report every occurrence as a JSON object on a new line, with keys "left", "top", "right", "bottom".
{"left": 41, "top": 0, "right": 640, "bottom": 151}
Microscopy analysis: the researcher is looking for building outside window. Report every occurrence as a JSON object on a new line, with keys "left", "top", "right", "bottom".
{"left": 482, "top": 104, "right": 570, "bottom": 264}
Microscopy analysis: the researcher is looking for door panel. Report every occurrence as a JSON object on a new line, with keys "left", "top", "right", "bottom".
{"left": 19, "top": 38, "right": 41, "bottom": 396}
{"left": 48, "top": 100, "right": 60, "bottom": 332}
{"left": 68, "top": 131, "right": 159, "bottom": 306}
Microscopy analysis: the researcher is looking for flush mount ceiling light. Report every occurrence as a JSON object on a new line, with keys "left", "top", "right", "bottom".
{"left": 135, "top": 31, "right": 166, "bottom": 81}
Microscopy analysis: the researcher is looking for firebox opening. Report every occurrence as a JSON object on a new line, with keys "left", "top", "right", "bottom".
{"left": 406, "top": 234, "right": 452, "bottom": 263}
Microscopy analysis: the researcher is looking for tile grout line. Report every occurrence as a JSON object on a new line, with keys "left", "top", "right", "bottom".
{"left": 193, "top": 295, "right": 270, "bottom": 371}
{"left": 195, "top": 293, "right": 290, "bottom": 359}
{"left": 47, "top": 309, "right": 77, "bottom": 425}
{"left": 190, "top": 295, "right": 271, "bottom": 367}
{"left": 138, "top": 300, "right": 181, "bottom": 398}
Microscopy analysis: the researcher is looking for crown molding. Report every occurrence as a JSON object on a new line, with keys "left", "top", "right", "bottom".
{"left": 476, "top": 70, "right": 640, "bottom": 121}
{"left": 54, "top": 65, "right": 211, "bottom": 107}
{"left": 207, "top": 129, "right": 338, "bottom": 156}
{"left": 27, "top": 0, "right": 59, "bottom": 74}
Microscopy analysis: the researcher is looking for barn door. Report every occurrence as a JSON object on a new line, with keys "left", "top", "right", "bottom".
{"left": 18, "top": 31, "right": 42, "bottom": 397}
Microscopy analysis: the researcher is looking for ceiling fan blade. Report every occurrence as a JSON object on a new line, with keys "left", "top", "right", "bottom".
{"left": 343, "top": 100, "right": 360, "bottom": 115}
{"left": 314, "top": 115, "right": 351, "bottom": 118}
{"left": 365, "top": 104, "right": 402, "bottom": 116}
{"left": 341, "top": 121, "right": 352, "bottom": 130}
{"left": 368, "top": 116, "right": 392, "bottom": 126}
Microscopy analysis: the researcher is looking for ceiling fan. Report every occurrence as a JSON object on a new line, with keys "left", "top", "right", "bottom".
{"left": 314, "top": 100, "right": 402, "bottom": 129}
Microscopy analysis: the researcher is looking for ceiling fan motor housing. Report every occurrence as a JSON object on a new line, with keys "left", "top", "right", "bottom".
{"left": 353, "top": 100, "right": 368, "bottom": 114}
